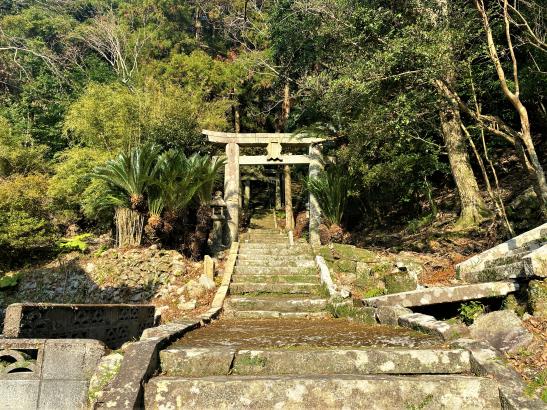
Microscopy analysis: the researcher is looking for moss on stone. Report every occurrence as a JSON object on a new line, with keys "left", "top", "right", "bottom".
{"left": 528, "top": 279, "right": 547, "bottom": 317}
{"left": 384, "top": 272, "right": 417, "bottom": 294}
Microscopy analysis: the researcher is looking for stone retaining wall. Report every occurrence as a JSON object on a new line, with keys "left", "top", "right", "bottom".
{"left": 0, "top": 338, "right": 105, "bottom": 409}
{"left": 3, "top": 303, "right": 155, "bottom": 349}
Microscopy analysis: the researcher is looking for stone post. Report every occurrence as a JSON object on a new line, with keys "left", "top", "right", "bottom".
{"left": 209, "top": 191, "right": 226, "bottom": 255}
{"left": 204, "top": 255, "right": 214, "bottom": 280}
{"left": 284, "top": 164, "right": 295, "bottom": 230}
{"left": 224, "top": 142, "right": 240, "bottom": 245}
{"left": 243, "top": 180, "right": 251, "bottom": 209}
{"left": 309, "top": 143, "right": 323, "bottom": 246}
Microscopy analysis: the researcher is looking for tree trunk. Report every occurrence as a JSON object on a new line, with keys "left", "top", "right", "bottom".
{"left": 440, "top": 104, "right": 488, "bottom": 228}
{"left": 284, "top": 165, "right": 295, "bottom": 230}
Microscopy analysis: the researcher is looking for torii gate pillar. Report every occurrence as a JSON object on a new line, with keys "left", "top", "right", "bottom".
{"left": 224, "top": 142, "right": 240, "bottom": 244}
{"left": 309, "top": 143, "right": 323, "bottom": 247}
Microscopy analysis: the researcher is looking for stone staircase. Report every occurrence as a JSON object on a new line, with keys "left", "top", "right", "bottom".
{"left": 225, "top": 228, "right": 329, "bottom": 319}
{"left": 146, "top": 344, "right": 501, "bottom": 409}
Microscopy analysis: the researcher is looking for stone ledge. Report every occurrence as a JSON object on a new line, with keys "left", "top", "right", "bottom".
{"left": 363, "top": 281, "right": 520, "bottom": 308}
{"left": 398, "top": 312, "right": 468, "bottom": 341}
{"left": 456, "top": 223, "right": 547, "bottom": 277}
{"left": 145, "top": 374, "right": 501, "bottom": 409}
{"left": 452, "top": 339, "right": 545, "bottom": 410}
{"left": 0, "top": 338, "right": 105, "bottom": 410}
{"left": 523, "top": 244, "right": 547, "bottom": 278}
{"left": 3, "top": 303, "right": 155, "bottom": 349}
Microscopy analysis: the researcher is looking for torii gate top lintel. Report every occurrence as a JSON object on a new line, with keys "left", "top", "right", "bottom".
{"left": 202, "top": 129, "right": 325, "bottom": 146}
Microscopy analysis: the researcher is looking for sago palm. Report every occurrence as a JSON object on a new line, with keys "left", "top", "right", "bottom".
{"left": 306, "top": 164, "right": 355, "bottom": 227}
{"left": 93, "top": 143, "right": 161, "bottom": 212}
{"left": 190, "top": 156, "right": 226, "bottom": 259}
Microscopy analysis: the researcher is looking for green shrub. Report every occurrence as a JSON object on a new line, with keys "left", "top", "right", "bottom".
{"left": 58, "top": 233, "right": 93, "bottom": 253}
{"left": 0, "top": 272, "right": 21, "bottom": 289}
{"left": 458, "top": 301, "right": 485, "bottom": 325}
{"left": 48, "top": 147, "right": 111, "bottom": 224}
{"left": 0, "top": 174, "right": 57, "bottom": 262}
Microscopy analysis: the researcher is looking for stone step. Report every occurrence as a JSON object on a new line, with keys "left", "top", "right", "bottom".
{"left": 248, "top": 229, "right": 282, "bottom": 234}
{"left": 236, "top": 258, "right": 316, "bottom": 268}
{"left": 159, "top": 347, "right": 471, "bottom": 377}
{"left": 227, "top": 296, "right": 328, "bottom": 312}
{"left": 238, "top": 247, "right": 313, "bottom": 256}
{"left": 225, "top": 310, "right": 330, "bottom": 319}
{"left": 231, "top": 274, "right": 320, "bottom": 284}
{"left": 145, "top": 375, "right": 501, "bottom": 409}
{"left": 234, "top": 266, "right": 316, "bottom": 275}
{"left": 243, "top": 237, "right": 288, "bottom": 244}
{"left": 362, "top": 281, "right": 520, "bottom": 308}
{"left": 236, "top": 254, "right": 313, "bottom": 262}
{"left": 229, "top": 282, "right": 321, "bottom": 295}
{"left": 459, "top": 261, "right": 524, "bottom": 283}
{"left": 239, "top": 243, "right": 310, "bottom": 250}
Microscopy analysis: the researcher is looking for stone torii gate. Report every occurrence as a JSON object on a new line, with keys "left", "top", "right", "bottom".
{"left": 203, "top": 130, "right": 325, "bottom": 246}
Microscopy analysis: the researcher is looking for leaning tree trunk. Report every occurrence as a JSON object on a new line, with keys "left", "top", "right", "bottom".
{"left": 115, "top": 207, "right": 145, "bottom": 247}
{"left": 440, "top": 104, "right": 488, "bottom": 228}
{"left": 190, "top": 204, "right": 212, "bottom": 260}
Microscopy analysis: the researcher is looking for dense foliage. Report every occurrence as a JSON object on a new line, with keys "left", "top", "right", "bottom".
{"left": 0, "top": 0, "right": 545, "bottom": 266}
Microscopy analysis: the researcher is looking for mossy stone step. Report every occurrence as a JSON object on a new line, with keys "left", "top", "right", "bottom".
{"left": 225, "top": 310, "right": 330, "bottom": 319}
{"left": 160, "top": 347, "right": 471, "bottom": 377}
{"left": 227, "top": 296, "right": 328, "bottom": 312}
{"left": 234, "top": 266, "right": 316, "bottom": 275}
{"left": 238, "top": 248, "right": 313, "bottom": 257}
{"left": 231, "top": 274, "right": 319, "bottom": 284}
{"left": 229, "top": 282, "right": 321, "bottom": 295}
{"left": 236, "top": 259, "right": 315, "bottom": 268}
{"left": 460, "top": 261, "right": 524, "bottom": 283}
{"left": 145, "top": 375, "right": 500, "bottom": 409}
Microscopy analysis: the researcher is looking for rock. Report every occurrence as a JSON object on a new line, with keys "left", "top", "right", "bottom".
{"left": 88, "top": 352, "right": 124, "bottom": 404}
{"left": 527, "top": 279, "right": 547, "bottom": 317}
{"left": 178, "top": 300, "right": 197, "bottom": 311}
{"left": 84, "top": 262, "right": 96, "bottom": 274}
{"left": 334, "top": 259, "right": 357, "bottom": 273}
{"left": 184, "top": 279, "right": 206, "bottom": 299}
{"left": 198, "top": 274, "right": 216, "bottom": 290}
{"left": 155, "top": 305, "right": 169, "bottom": 322}
{"left": 384, "top": 271, "right": 418, "bottom": 294}
{"left": 356, "top": 262, "right": 372, "bottom": 276}
{"left": 337, "top": 272, "right": 357, "bottom": 286}
{"left": 375, "top": 305, "right": 413, "bottom": 326}
{"left": 469, "top": 310, "right": 533, "bottom": 353}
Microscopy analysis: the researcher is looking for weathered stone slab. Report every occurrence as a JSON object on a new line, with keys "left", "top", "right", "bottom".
{"left": 456, "top": 223, "right": 547, "bottom": 278}
{"left": 98, "top": 319, "right": 202, "bottom": 409}
{"left": 161, "top": 347, "right": 236, "bottom": 377}
{"left": 140, "top": 319, "right": 200, "bottom": 341}
{"left": 453, "top": 338, "right": 545, "bottom": 410}
{"left": 460, "top": 262, "right": 525, "bottom": 283}
{"left": 145, "top": 374, "right": 501, "bottom": 409}
{"left": 229, "top": 282, "right": 320, "bottom": 295}
{"left": 227, "top": 310, "right": 329, "bottom": 319}
{"left": 375, "top": 305, "right": 413, "bottom": 326}
{"left": 523, "top": 244, "right": 547, "bottom": 278}
{"left": 0, "top": 338, "right": 105, "bottom": 410}
{"left": 228, "top": 296, "right": 327, "bottom": 313}
{"left": 469, "top": 311, "right": 533, "bottom": 354}
{"left": 363, "top": 281, "right": 520, "bottom": 308}
{"left": 3, "top": 303, "right": 155, "bottom": 349}
{"left": 231, "top": 348, "right": 470, "bottom": 376}
{"left": 398, "top": 313, "right": 468, "bottom": 340}
{"left": 0, "top": 380, "right": 40, "bottom": 409}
